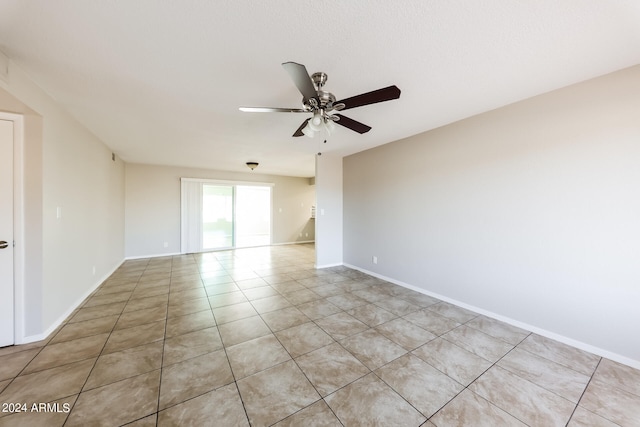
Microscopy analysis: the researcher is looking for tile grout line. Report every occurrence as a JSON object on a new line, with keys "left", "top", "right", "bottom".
{"left": 201, "top": 253, "right": 253, "bottom": 426}
{"left": 152, "top": 254, "right": 179, "bottom": 425}
{"left": 449, "top": 330, "right": 532, "bottom": 426}
{"left": 489, "top": 333, "right": 599, "bottom": 425}
{"left": 565, "top": 356, "right": 603, "bottom": 426}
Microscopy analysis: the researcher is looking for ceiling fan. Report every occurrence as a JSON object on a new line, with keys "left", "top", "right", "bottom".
{"left": 239, "top": 62, "right": 401, "bottom": 138}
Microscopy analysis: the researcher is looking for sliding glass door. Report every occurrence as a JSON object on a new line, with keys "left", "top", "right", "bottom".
{"left": 182, "top": 179, "right": 272, "bottom": 253}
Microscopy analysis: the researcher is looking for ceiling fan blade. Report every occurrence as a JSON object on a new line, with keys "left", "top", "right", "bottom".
{"left": 282, "top": 62, "right": 317, "bottom": 103}
{"left": 239, "top": 107, "right": 307, "bottom": 113}
{"left": 334, "top": 114, "right": 371, "bottom": 134}
{"left": 293, "top": 118, "right": 310, "bottom": 137}
{"left": 336, "top": 85, "right": 401, "bottom": 111}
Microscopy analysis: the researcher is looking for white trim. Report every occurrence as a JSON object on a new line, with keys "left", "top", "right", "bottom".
{"left": 0, "top": 112, "right": 24, "bottom": 346}
{"left": 344, "top": 262, "right": 640, "bottom": 370}
{"left": 271, "top": 240, "right": 315, "bottom": 246}
{"left": 125, "top": 252, "right": 182, "bottom": 260}
{"left": 181, "top": 177, "right": 274, "bottom": 187}
{"left": 269, "top": 187, "right": 273, "bottom": 246}
{"left": 315, "top": 262, "right": 343, "bottom": 269}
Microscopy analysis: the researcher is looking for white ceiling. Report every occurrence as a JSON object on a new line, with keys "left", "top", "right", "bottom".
{"left": 1, "top": 1, "right": 639, "bottom": 177}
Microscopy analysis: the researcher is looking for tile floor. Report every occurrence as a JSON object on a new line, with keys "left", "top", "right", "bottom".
{"left": 1, "top": 244, "right": 639, "bottom": 426}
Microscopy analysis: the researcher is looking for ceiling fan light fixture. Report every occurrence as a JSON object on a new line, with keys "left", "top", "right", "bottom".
{"left": 301, "top": 124, "right": 316, "bottom": 137}
{"left": 307, "top": 121, "right": 320, "bottom": 132}
{"left": 246, "top": 161, "right": 259, "bottom": 170}
{"left": 308, "top": 112, "right": 323, "bottom": 132}
{"left": 325, "top": 118, "right": 335, "bottom": 134}
{"left": 303, "top": 112, "right": 338, "bottom": 138}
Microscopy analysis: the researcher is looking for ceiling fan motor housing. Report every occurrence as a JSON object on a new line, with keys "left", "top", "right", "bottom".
{"left": 306, "top": 72, "right": 337, "bottom": 111}
{"left": 310, "top": 90, "right": 336, "bottom": 110}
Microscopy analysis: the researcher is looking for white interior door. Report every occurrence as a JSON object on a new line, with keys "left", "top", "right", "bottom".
{"left": 0, "top": 119, "right": 14, "bottom": 347}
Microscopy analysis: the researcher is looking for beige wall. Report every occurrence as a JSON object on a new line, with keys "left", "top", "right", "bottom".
{"left": 125, "top": 163, "right": 315, "bottom": 258}
{"left": 1, "top": 62, "right": 125, "bottom": 340}
{"left": 343, "top": 65, "right": 640, "bottom": 367}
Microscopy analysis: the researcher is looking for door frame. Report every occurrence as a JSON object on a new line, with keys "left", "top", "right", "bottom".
{"left": 0, "top": 111, "right": 25, "bottom": 346}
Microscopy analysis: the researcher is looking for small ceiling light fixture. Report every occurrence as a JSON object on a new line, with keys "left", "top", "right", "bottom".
{"left": 246, "top": 161, "right": 259, "bottom": 171}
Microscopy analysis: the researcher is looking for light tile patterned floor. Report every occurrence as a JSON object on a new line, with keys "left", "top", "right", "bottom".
{"left": 1, "top": 243, "right": 639, "bottom": 426}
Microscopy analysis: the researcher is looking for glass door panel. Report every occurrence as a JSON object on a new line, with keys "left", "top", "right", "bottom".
{"left": 235, "top": 186, "right": 271, "bottom": 247}
{"left": 202, "top": 185, "right": 234, "bottom": 250}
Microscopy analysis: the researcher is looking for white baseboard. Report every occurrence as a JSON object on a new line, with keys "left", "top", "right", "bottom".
{"left": 343, "top": 263, "right": 640, "bottom": 370}
{"left": 315, "top": 262, "right": 343, "bottom": 269}
{"left": 271, "top": 240, "right": 315, "bottom": 246}
{"left": 17, "top": 259, "right": 125, "bottom": 345}
{"left": 125, "top": 252, "right": 182, "bottom": 260}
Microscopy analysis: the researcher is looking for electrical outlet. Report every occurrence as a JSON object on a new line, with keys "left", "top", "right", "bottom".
{"left": 372, "top": 256, "right": 378, "bottom": 264}
{"left": 92, "top": 266, "right": 96, "bottom": 275}
{"left": 164, "top": 242, "right": 168, "bottom": 248}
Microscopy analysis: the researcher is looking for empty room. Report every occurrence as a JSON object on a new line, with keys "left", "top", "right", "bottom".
{"left": 0, "top": 1, "right": 639, "bottom": 426}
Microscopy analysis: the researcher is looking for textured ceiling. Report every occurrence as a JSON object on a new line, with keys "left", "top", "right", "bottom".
{"left": 1, "top": 0, "right": 639, "bottom": 177}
